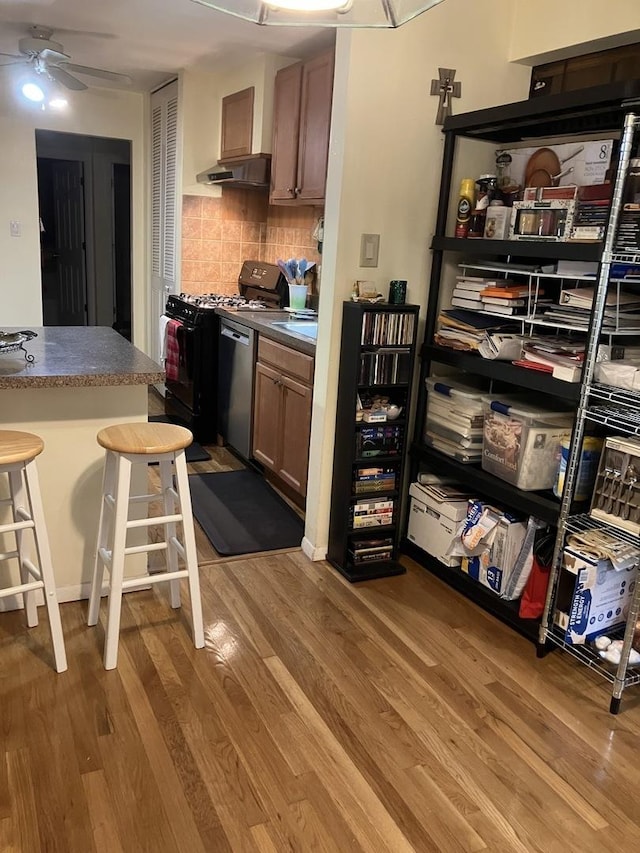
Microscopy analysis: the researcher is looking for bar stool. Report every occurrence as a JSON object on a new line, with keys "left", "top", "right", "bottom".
{"left": 0, "top": 430, "right": 67, "bottom": 673}
{"left": 87, "top": 421, "right": 204, "bottom": 670}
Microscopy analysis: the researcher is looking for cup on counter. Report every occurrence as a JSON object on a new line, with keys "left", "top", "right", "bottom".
{"left": 288, "top": 284, "right": 308, "bottom": 310}
{"left": 388, "top": 280, "right": 407, "bottom": 305}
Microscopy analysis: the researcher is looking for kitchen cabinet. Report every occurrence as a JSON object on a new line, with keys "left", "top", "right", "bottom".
{"left": 328, "top": 302, "right": 419, "bottom": 582}
{"left": 405, "top": 80, "right": 640, "bottom": 643}
{"left": 220, "top": 87, "right": 254, "bottom": 162}
{"left": 270, "top": 49, "right": 334, "bottom": 205}
{"left": 252, "top": 336, "right": 314, "bottom": 499}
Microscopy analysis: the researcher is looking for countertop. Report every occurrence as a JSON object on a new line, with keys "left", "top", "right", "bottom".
{"left": 0, "top": 327, "right": 164, "bottom": 389}
{"left": 216, "top": 309, "right": 317, "bottom": 356}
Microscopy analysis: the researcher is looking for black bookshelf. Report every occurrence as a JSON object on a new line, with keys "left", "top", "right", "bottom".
{"left": 328, "top": 301, "right": 419, "bottom": 582}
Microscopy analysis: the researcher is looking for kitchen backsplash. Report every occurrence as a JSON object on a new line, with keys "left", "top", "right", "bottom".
{"left": 181, "top": 192, "right": 322, "bottom": 296}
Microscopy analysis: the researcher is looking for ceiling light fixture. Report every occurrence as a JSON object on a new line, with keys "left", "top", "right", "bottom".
{"left": 191, "top": 0, "right": 446, "bottom": 28}
{"left": 21, "top": 81, "right": 45, "bottom": 102}
{"left": 48, "top": 97, "right": 69, "bottom": 110}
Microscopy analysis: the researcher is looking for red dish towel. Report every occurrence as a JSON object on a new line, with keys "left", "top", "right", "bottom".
{"left": 165, "top": 319, "right": 182, "bottom": 381}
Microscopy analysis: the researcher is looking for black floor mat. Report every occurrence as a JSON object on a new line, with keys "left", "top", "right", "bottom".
{"left": 189, "top": 470, "right": 304, "bottom": 556}
{"left": 148, "top": 415, "right": 211, "bottom": 463}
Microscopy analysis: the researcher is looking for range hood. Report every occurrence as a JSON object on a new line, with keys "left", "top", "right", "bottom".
{"left": 196, "top": 155, "right": 270, "bottom": 190}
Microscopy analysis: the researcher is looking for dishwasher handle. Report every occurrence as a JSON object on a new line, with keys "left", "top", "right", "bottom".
{"left": 221, "top": 325, "right": 250, "bottom": 346}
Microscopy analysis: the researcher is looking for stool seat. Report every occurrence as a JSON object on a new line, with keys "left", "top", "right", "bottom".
{"left": 97, "top": 422, "right": 193, "bottom": 455}
{"left": 0, "top": 430, "right": 44, "bottom": 465}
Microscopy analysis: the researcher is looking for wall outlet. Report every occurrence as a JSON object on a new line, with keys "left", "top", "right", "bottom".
{"left": 360, "top": 233, "right": 380, "bottom": 267}
{"left": 10, "top": 220, "right": 21, "bottom": 237}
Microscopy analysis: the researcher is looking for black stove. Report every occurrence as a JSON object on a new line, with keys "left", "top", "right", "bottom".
{"left": 162, "top": 261, "right": 288, "bottom": 443}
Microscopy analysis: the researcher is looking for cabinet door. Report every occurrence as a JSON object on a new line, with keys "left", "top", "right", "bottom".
{"left": 278, "top": 374, "right": 313, "bottom": 496}
{"left": 220, "top": 87, "right": 254, "bottom": 161}
{"left": 252, "top": 361, "right": 282, "bottom": 470}
{"left": 296, "top": 50, "right": 334, "bottom": 203}
{"left": 270, "top": 62, "right": 302, "bottom": 202}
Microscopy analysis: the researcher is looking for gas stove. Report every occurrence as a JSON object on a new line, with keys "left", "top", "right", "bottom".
{"left": 171, "top": 293, "right": 268, "bottom": 310}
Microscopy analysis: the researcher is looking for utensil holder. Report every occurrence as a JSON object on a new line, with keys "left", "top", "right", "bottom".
{"left": 288, "top": 284, "right": 308, "bottom": 310}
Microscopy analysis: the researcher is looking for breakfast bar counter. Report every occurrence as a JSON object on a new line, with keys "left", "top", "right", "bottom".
{"left": 0, "top": 327, "right": 163, "bottom": 605}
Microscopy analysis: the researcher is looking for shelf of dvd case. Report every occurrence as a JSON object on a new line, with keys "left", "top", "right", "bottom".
{"left": 328, "top": 301, "right": 419, "bottom": 581}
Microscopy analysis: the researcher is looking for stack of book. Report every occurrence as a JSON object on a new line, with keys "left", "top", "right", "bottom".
{"left": 512, "top": 337, "right": 586, "bottom": 383}
{"left": 348, "top": 536, "right": 394, "bottom": 565}
{"left": 435, "top": 309, "right": 515, "bottom": 351}
{"left": 350, "top": 498, "right": 394, "bottom": 528}
{"left": 361, "top": 312, "right": 415, "bottom": 346}
{"left": 543, "top": 286, "right": 640, "bottom": 331}
{"left": 353, "top": 465, "right": 397, "bottom": 494}
{"left": 614, "top": 205, "right": 640, "bottom": 254}
{"left": 570, "top": 198, "right": 611, "bottom": 242}
{"left": 480, "top": 283, "right": 544, "bottom": 316}
{"left": 359, "top": 350, "right": 411, "bottom": 384}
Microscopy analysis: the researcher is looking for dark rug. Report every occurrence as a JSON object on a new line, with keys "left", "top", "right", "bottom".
{"left": 148, "top": 415, "right": 211, "bottom": 463}
{"left": 188, "top": 469, "right": 304, "bottom": 556}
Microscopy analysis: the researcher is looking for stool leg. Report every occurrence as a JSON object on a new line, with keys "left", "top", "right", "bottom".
{"left": 173, "top": 450, "right": 204, "bottom": 649}
{"left": 8, "top": 467, "right": 38, "bottom": 628}
{"left": 159, "top": 458, "right": 181, "bottom": 609}
{"left": 24, "top": 460, "right": 68, "bottom": 674}
{"left": 88, "top": 451, "right": 118, "bottom": 626}
{"left": 103, "top": 453, "right": 132, "bottom": 670}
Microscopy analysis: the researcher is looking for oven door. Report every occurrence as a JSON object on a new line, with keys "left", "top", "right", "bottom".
{"left": 166, "top": 324, "right": 197, "bottom": 411}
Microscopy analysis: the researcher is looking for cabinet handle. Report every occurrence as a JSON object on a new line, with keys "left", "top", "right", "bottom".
{"left": 287, "top": 187, "right": 295, "bottom": 195}
{"left": 294, "top": 187, "right": 301, "bottom": 194}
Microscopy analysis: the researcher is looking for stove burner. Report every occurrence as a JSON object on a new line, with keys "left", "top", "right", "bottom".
{"left": 174, "top": 293, "right": 268, "bottom": 310}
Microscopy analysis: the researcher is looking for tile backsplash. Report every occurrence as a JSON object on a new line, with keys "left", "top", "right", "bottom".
{"left": 181, "top": 190, "right": 322, "bottom": 296}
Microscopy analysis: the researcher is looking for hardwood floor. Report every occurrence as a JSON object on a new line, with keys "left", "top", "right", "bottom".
{"left": 2, "top": 393, "right": 640, "bottom": 851}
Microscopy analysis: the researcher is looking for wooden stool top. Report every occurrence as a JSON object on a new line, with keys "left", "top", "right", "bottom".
{"left": 97, "top": 422, "right": 193, "bottom": 455}
{"left": 0, "top": 430, "right": 44, "bottom": 465}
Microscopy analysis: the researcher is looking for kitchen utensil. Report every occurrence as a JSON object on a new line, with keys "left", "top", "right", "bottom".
{"left": 277, "top": 259, "right": 293, "bottom": 284}
{"left": 524, "top": 146, "right": 584, "bottom": 188}
{"left": 526, "top": 166, "right": 574, "bottom": 189}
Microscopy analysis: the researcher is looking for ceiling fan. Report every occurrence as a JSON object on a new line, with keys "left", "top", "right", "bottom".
{"left": 0, "top": 25, "right": 131, "bottom": 91}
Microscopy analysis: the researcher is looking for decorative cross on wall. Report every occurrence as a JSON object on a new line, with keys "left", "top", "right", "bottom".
{"left": 430, "top": 68, "right": 461, "bottom": 125}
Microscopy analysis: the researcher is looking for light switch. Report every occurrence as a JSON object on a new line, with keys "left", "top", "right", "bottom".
{"left": 360, "top": 233, "right": 380, "bottom": 267}
{"left": 10, "top": 220, "right": 21, "bottom": 237}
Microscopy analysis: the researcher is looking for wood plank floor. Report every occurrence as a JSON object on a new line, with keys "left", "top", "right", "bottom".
{"left": 2, "top": 393, "right": 640, "bottom": 851}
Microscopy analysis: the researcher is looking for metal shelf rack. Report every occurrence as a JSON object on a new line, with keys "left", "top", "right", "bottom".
{"left": 538, "top": 110, "right": 640, "bottom": 714}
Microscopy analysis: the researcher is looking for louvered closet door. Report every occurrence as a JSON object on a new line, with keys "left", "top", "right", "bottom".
{"left": 150, "top": 80, "right": 180, "bottom": 365}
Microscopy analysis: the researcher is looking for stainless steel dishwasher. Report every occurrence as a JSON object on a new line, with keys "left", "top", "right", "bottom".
{"left": 217, "top": 317, "right": 256, "bottom": 459}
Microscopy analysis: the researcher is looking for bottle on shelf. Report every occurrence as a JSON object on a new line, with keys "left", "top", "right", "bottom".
{"left": 455, "top": 178, "right": 476, "bottom": 238}
{"left": 468, "top": 174, "right": 498, "bottom": 239}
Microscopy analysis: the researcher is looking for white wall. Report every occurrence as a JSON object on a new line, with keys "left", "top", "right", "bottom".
{"left": 0, "top": 82, "right": 147, "bottom": 345}
{"left": 304, "top": 0, "right": 531, "bottom": 559}
{"left": 509, "top": 0, "right": 640, "bottom": 64}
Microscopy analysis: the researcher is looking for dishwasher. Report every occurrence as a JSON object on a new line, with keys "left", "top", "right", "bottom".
{"left": 218, "top": 317, "right": 256, "bottom": 460}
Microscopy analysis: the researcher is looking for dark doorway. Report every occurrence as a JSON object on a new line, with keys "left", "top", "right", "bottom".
{"left": 36, "top": 130, "right": 132, "bottom": 339}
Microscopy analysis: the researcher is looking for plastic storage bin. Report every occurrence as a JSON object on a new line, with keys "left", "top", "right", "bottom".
{"left": 481, "top": 395, "right": 573, "bottom": 491}
{"left": 425, "top": 377, "right": 485, "bottom": 463}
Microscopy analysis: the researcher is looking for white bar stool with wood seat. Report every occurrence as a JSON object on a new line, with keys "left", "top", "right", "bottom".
{"left": 0, "top": 430, "right": 67, "bottom": 673}
{"left": 87, "top": 421, "right": 204, "bottom": 670}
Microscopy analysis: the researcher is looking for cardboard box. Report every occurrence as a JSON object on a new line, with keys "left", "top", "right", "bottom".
{"left": 407, "top": 482, "right": 468, "bottom": 567}
{"left": 554, "top": 546, "right": 638, "bottom": 644}
{"left": 461, "top": 515, "right": 527, "bottom": 596}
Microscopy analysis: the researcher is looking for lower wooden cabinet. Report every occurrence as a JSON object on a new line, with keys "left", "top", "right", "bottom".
{"left": 252, "top": 337, "right": 314, "bottom": 498}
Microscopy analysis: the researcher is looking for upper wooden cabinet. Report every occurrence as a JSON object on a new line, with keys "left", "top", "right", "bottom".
{"left": 220, "top": 87, "right": 254, "bottom": 162}
{"left": 270, "top": 49, "right": 334, "bottom": 205}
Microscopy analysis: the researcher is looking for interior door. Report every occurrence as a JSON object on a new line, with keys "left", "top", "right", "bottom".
{"left": 150, "top": 80, "right": 180, "bottom": 364}
{"left": 51, "top": 160, "right": 87, "bottom": 325}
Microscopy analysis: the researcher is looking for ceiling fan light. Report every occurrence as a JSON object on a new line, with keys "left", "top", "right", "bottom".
{"left": 22, "top": 82, "right": 45, "bottom": 102}
{"left": 49, "top": 97, "right": 68, "bottom": 110}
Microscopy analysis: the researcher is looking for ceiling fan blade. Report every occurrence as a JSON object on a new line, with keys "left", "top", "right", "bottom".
{"left": 40, "top": 48, "right": 71, "bottom": 64}
{"left": 62, "top": 63, "right": 132, "bottom": 85}
{"left": 0, "top": 52, "right": 22, "bottom": 59}
{"left": 47, "top": 65, "right": 88, "bottom": 91}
